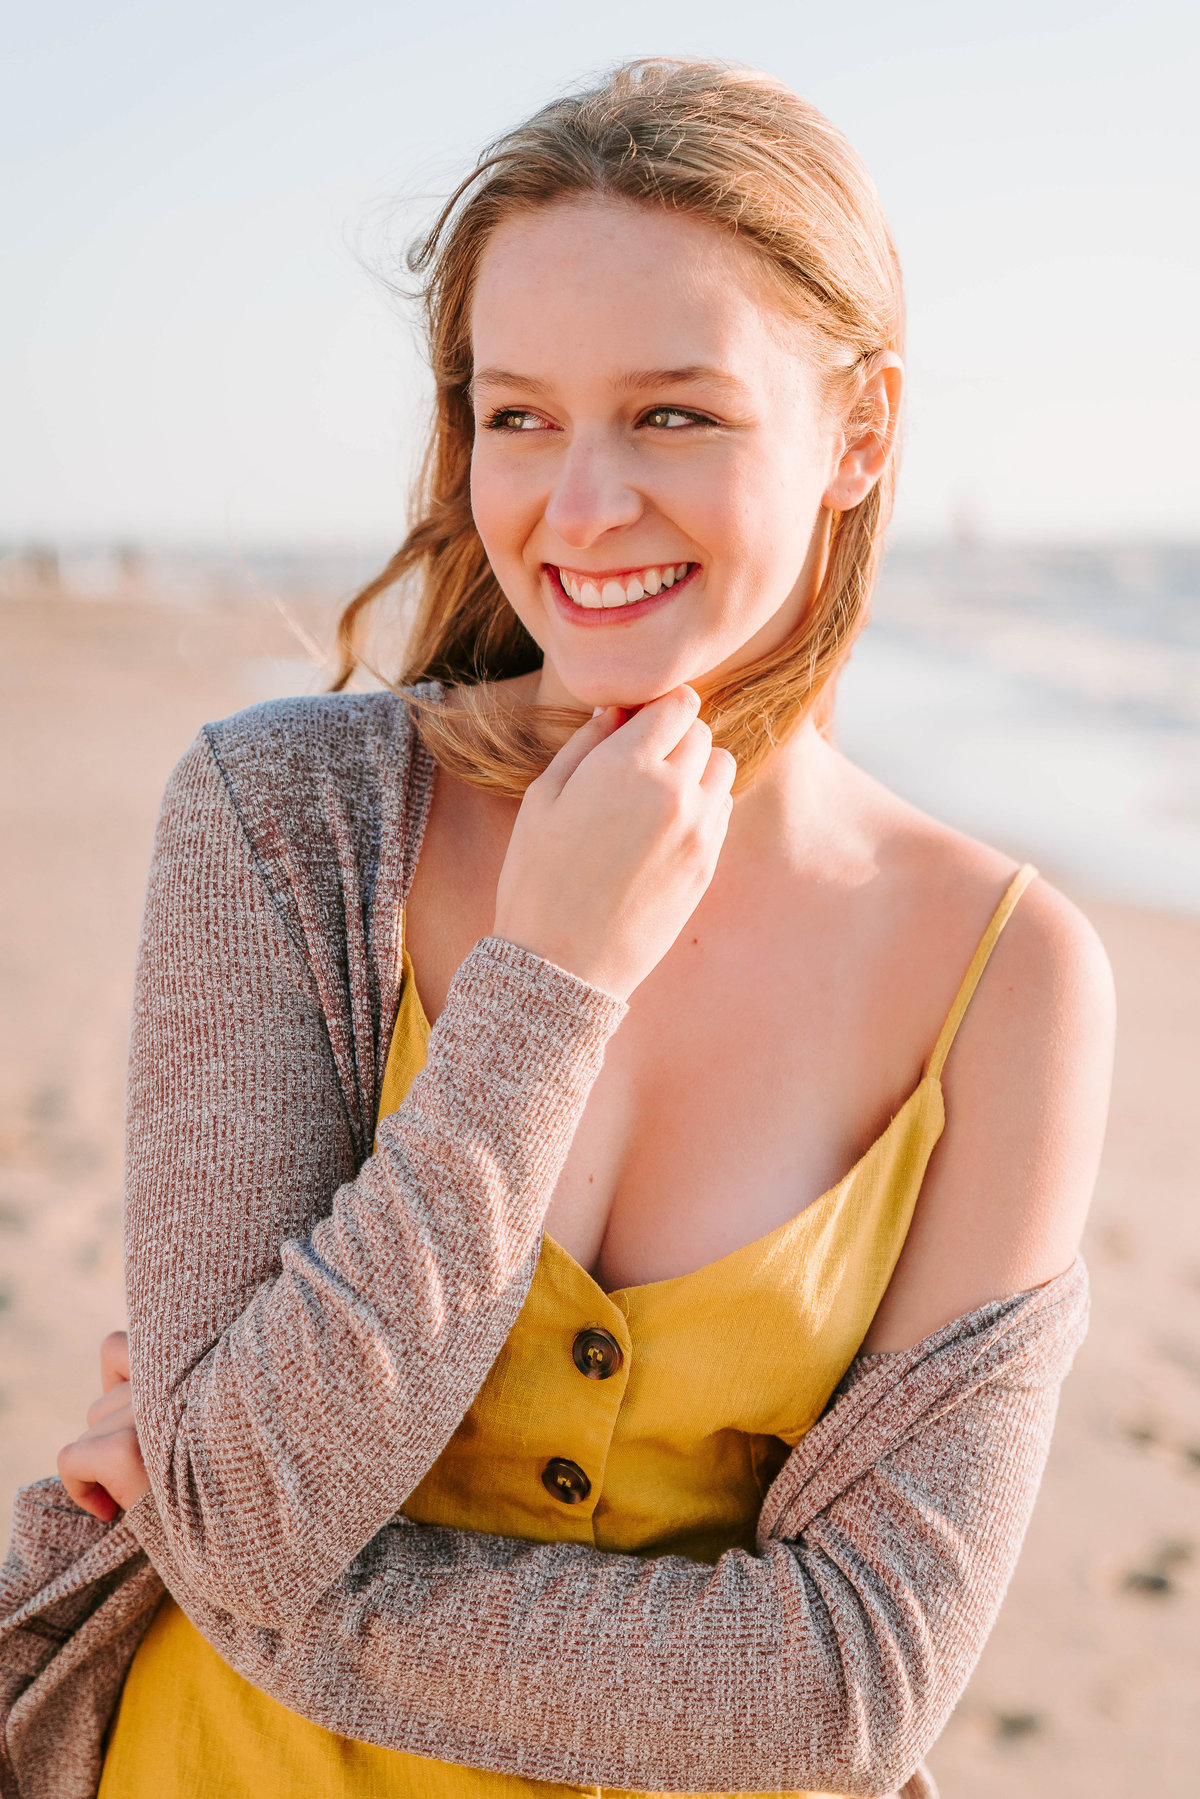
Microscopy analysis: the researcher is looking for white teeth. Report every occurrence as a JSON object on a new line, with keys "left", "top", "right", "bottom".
{"left": 558, "top": 563, "right": 691, "bottom": 608}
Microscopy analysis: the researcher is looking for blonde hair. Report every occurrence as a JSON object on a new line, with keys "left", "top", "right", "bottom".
{"left": 332, "top": 57, "right": 904, "bottom": 795}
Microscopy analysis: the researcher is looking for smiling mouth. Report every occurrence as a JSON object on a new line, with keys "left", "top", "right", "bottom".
{"left": 552, "top": 561, "right": 695, "bottom": 610}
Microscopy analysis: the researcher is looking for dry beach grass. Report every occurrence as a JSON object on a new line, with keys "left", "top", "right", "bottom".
{"left": 1, "top": 578, "right": 1197, "bottom": 1795}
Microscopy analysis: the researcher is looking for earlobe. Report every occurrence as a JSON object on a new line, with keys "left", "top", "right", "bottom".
{"left": 822, "top": 353, "right": 904, "bottom": 512}
{"left": 823, "top": 457, "right": 877, "bottom": 513}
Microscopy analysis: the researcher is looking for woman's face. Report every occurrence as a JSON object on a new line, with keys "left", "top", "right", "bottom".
{"left": 468, "top": 197, "right": 859, "bottom": 710}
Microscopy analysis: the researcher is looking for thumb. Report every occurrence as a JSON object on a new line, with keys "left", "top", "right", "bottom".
{"left": 538, "top": 705, "right": 625, "bottom": 798}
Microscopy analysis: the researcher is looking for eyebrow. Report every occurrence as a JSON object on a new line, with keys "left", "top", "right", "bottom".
{"left": 471, "top": 365, "right": 750, "bottom": 398}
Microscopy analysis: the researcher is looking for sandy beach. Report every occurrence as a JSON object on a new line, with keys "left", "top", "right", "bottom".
{"left": 1, "top": 580, "right": 1197, "bottom": 1796}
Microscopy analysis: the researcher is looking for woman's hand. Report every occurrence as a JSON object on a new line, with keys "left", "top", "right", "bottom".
{"left": 57, "top": 1330, "right": 150, "bottom": 1522}
{"left": 494, "top": 685, "right": 736, "bottom": 1002}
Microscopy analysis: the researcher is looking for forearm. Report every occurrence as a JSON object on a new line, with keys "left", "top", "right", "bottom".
{"left": 127, "top": 735, "right": 625, "bottom": 1625}
{"left": 127, "top": 1265, "right": 1088, "bottom": 1793}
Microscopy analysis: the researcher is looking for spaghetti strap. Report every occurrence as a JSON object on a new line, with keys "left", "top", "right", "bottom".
{"left": 927, "top": 863, "right": 1039, "bottom": 1079}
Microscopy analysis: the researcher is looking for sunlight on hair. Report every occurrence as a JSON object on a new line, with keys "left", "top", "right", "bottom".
{"left": 332, "top": 57, "right": 904, "bottom": 794}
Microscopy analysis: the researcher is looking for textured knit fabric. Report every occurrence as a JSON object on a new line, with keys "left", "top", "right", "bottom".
{"left": 102, "top": 869, "right": 1035, "bottom": 1798}
{"left": 0, "top": 692, "right": 1088, "bottom": 1799}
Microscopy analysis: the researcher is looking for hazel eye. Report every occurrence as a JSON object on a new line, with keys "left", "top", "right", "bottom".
{"left": 641, "top": 407, "right": 710, "bottom": 429}
{"left": 484, "top": 408, "right": 549, "bottom": 432}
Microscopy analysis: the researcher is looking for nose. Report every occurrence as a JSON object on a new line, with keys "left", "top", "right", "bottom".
{"left": 543, "top": 429, "right": 643, "bottom": 548}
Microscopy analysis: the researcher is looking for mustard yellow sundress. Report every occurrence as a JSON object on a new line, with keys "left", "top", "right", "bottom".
{"left": 99, "top": 866, "right": 1037, "bottom": 1799}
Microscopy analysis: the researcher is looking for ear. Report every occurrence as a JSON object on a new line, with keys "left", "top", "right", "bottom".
{"left": 822, "top": 352, "right": 904, "bottom": 512}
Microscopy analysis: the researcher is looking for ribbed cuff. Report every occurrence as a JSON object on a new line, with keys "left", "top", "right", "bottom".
{"left": 449, "top": 935, "right": 628, "bottom": 1047}
{"left": 415, "top": 936, "right": 628, "bottom": 1167}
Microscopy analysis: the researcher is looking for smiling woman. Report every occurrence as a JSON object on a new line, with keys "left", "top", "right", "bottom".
{"left": 332, "top": 63, "right": 904, "bottom": 794}
{"left": 4, "top": 56, "right": 1111, "bottom": 1799}
{"left": 462, "top": 198, "right": 898, "bottom": 712}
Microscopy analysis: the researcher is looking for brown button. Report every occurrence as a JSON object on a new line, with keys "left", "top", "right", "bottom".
{"left": 541, "top": 1457, "right": 591, "bottom": 1504}
{"left": 572, "top": 1327, "right": 623, "bottom": 1380}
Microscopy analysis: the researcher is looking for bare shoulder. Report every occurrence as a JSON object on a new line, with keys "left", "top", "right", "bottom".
{"left": 857, "top": 794, "right": 1115, "bottom": 1350}
{"left": 958, "top": 860, "right": 1117, "bottom": 1068}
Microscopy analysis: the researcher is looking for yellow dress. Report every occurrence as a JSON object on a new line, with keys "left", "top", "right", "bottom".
{"left": 99, "top": 866, "right": 1037, "bottom": 1799}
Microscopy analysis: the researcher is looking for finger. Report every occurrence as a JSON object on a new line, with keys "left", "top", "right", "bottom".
{"left": 699, "top": 745, "right": 738, "bottom": 803}
{"left": 86, "top": 1384, "right": 133, "bottom": 1429}
{"left": 59, "top": 1421, "right": 147, "bottom": 1510}
{"left": 663, "top": 716, "right": 715, "bottom": 785}
{"left": 609, "top": 685, "right": 701, "bottom": 764}
{"left": 537, "top": 705, "right": 625, "bottom": 798}
{"left": 79, "top": 1482, "right": 121, "bottom": 1523}
{"left": 100, "top": 1329, "right": 129, "bottom": 1392}
{"left": 57, "top": 1441, "right": 119, "bottom": 1521}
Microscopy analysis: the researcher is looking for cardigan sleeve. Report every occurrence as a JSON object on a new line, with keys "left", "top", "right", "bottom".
{"left": 127, "top": 1265, "right": 1088, "bottom": 1797}
{"left": 124, "top": 733, "right": 627, "bottom": 1629}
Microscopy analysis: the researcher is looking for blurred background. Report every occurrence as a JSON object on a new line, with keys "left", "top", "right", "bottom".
{"left": 2, "top": 3, "right": 1198, "bottom": 1793}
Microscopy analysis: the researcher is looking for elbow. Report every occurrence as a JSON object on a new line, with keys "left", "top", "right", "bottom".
{"left": 751, "top": 1606, "right": 942, "bottom": 1797}
{"left": 837, "top": 1689, "right": 948, "bottom": 1798}
{"left": 796, "top": 1722, "right": 933, "bottom": 1799}
{"left": 175, "top": 1569, "right": 298, "bottom": 1633}
{"left": 819, "top": 1665, "right": 944, "bottom": 1797}
{"left": 158, "top": 1527, "right": 322, "bottom": 1633}
{"left": 135, "top": 1411, "right": 343, "bottom": 1631}
{"left": 146, "top": 1538, "right": 303, "bottom": 1633}
{"left": 126, "top": 1486, "right": 319, "bottom": 1634}
{"left": 726, "top": 1710, "right": 929, "bottom": 1799}
{"left": 855, "top": 1744, "right": 929, "bottom": 1799}
{"left": 160, "top": 1552, "right": 315, "bottom": 1635}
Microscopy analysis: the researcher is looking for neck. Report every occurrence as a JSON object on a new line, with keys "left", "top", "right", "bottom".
{"left": 520, "top": 659, "right": 849, "bottom": 874}
{"left": 722, "top": 715, "right": 850, "bottom": 871}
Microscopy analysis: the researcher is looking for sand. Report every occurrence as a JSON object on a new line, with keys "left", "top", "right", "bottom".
{"left": 2, "top": 581, "right": 1197, "bottom": 1796}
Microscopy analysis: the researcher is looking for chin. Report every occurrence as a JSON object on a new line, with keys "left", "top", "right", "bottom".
{"left": 545, "top": 640, "right": 710, "bottom": 710}
{"left": 552, "top": 670, "right": 692, "bottom": 711}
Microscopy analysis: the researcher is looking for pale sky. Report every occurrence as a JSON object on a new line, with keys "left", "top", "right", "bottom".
{"left": 4, "top": 0, "right": 1197, "bottom": 547}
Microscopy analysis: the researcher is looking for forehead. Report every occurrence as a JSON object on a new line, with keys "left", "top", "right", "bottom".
{"left": 470, "top": 197, "right": 808, "bottom": 387}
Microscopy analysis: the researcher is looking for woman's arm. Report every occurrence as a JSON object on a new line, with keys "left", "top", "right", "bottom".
{"left": 125, "top": 1262, "right": 1087, "bottom": 1797}
{"left": 114, "top": 689, "right": 732, "bottom": 1631}
{"left": 111, "top": 847, "right": 1103, "bottom": 1790}
{"left": 116, "top": 728, "right": 626, "bottom": 1626}
{"left": 862, "top": 872, "right": 1115, "bottom": 1351}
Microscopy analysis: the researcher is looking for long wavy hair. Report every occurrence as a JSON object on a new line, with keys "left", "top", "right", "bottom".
{"left": 332, "top": 58, "right": 905, "bottom": 795}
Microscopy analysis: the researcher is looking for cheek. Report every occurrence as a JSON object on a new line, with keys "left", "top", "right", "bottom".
{"left": 469, "top": 445, "right": 537, "bottom": 567}
{"left": 748, "top": 431, "right": 830, "bottom": 565}
{"left": 655, "top": 448, "right": 760, "bottom": 562}
{"left": 691, "top": 441, "right": 819, "bottom": 592}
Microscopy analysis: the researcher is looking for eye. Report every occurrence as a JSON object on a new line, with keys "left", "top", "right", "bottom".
{"left": 482, "top": 408, "right": 551, "bottom": 432}
{"left": 639, "top": 406, "right": 716, "bottom": 430}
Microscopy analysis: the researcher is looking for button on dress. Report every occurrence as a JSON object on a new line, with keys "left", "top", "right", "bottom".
{"left": 99, "top": 867, "right": 1037, "bottom": 1799}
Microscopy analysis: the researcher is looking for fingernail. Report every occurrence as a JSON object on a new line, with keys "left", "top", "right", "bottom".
{"left": 592, "top": 706, "right": 604, "bottom": 717}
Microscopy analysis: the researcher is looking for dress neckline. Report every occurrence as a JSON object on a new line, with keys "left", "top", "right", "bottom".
{"left": 394, "top": 858, "right": 1036, "bottom": 1301}
{"left": 398, "top": 935, "right": 941, "bottom": 1301}
{"left": 547, "top": 1075, "right": 943, "bottom": 1303}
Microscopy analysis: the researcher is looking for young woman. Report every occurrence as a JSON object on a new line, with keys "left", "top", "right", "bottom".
{"left": 19, "top": 56, "right": 1111, "bottom": 1799}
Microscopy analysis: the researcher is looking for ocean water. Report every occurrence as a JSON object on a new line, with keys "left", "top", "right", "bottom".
{"left": 229, "top": 538, "right": 1200, "bottom": 916}
{"left": 837, "top": 544, "right": 1200, "bottom": 916}
{"left": 12, "top": 538, "right": 1197, "bottom": 916}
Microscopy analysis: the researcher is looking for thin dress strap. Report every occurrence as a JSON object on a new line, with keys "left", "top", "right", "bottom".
{"left": 926, "top": 864, "right": 1039, "bottom": 1080}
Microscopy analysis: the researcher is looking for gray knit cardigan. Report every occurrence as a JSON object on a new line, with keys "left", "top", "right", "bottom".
{"left": 0, "top": 691, "right": 1089, "bottom": 1799}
